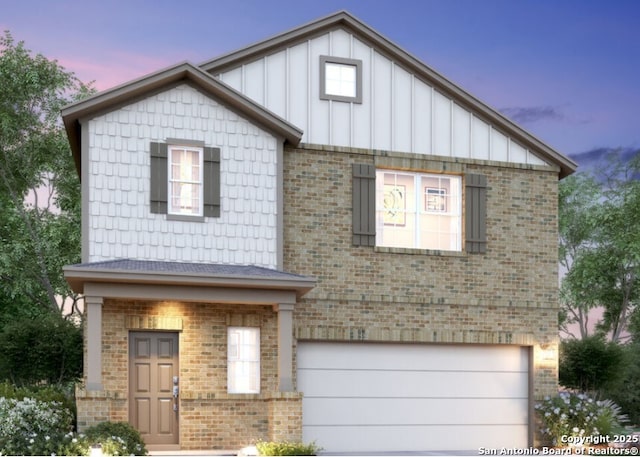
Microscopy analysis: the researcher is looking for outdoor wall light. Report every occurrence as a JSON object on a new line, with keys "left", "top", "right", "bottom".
{"left": 539, "top": 344, "right": 556, "bottom": 361}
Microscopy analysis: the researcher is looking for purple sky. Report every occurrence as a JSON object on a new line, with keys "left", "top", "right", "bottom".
{"left": 3, "top": 0, "right": 639, "bottom": 170}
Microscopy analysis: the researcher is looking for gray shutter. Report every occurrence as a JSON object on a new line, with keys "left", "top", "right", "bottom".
{"left": 352, "top": 164, "right": 376, "bottom": 246}
{"left": 150, "top": 142, "right": 168, "bottom": 214}
{"left": 465, "top": 173, "right": 487, "bottom": 253}
{"left": 203, "top": 146, "right": 221, "bottom": 218}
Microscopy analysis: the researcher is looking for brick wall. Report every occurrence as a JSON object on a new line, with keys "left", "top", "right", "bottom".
{"left": 283, "top": 144, "right": 560, "bottom": 400}
{"left": 76, "top": 300, "right": 294, "bottom": 450}
{"left": 77, "top": 142, "right": 561, "bottom": 449}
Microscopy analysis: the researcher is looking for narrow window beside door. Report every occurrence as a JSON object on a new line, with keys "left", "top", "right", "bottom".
{"left": 227, "top": 327, "right": 260, "bottom": 394}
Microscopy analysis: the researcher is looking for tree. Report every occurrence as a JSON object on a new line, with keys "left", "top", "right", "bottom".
{"left": 0, "top": 31, "right": 91, "bottom": 319}
{"left": 592, "top": 152, "right": 640, "bottom": 342}
{"left": 558, "top": 172, "right": 602, "bottom": 338}
{"left": 559, "top": 151, "right": 640, "bottom": 342}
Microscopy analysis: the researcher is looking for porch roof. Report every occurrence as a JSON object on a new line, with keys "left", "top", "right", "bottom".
{"left": 64, "top": 258, "right": 316, "bottom": 299}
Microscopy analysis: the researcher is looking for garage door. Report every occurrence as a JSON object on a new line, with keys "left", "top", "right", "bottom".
{"left": 297, "top": 342, "right": 530, "bottom": 453}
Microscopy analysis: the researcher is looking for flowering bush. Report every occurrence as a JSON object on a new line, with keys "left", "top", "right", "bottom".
{"left": 57, "top": 421, "right": 147, "bottom": 456}
{"left": 0, "top": 396, "right": 73, "bottom": 455}
{"left": 536, "top": 391, "right": 628, "bottom": 446}
{"left": 256, "top": 440, "right": 321, "bottom": 456}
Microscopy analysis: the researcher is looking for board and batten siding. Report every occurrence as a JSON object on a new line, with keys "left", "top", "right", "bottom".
{"left": 86, "top": 83, "right": 280, "bottom": 268}
{"left": 216, "top": 28, "right": 547, "bottom": 168}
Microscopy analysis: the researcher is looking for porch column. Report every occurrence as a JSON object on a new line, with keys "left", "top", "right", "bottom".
{"left": 276, "top": 303, "right": 295, "bottom": 392}
{"left": 85, "top": 295, "right": 104, "bottom": 391}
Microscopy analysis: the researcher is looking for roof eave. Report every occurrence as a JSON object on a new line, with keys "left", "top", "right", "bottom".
{"left": 201, "top": 10, "right": 577, "bottom": 178}
{"left": 61, "top": 62, "right": 303, "bottom": 176}
{"left": 63, "top": 264, "right": 316, "bottom": 298}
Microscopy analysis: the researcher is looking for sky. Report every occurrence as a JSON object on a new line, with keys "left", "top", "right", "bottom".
{"left": 3, "top": 0, "right": 639, "bottom": 171}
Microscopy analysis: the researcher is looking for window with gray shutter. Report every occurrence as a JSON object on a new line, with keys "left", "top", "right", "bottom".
{"left": 149, "top": 141, "right": 221, "bottom": 218}
{"left": 465, "top": 174, "right": 487, "bottom": 253}
{"left": 352, "top": 164, "right": 376, "bottom": 246}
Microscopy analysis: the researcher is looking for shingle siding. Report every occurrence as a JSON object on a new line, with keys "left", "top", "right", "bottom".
{"left": 87, "top": 84, "right": 279, "bottom": 268}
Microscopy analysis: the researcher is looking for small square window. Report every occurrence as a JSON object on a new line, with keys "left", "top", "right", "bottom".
{"left": 320, "top": 56, "right": 362, "bottom": 103}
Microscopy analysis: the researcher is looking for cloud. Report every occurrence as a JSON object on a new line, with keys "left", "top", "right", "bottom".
{"left": 569, "top": 147, "right": 640, "bottom": 175}
{"left": 500, "top": 106, "right": 565, "bottom": 124}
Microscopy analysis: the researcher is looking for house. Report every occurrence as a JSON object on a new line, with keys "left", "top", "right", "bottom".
{"left": 62, "top": 11, "right": 576, "bottom": 453}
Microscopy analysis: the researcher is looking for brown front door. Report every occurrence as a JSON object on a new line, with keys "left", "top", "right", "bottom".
{"left": 129, "top": 332, "right": 179, "bottom": 446}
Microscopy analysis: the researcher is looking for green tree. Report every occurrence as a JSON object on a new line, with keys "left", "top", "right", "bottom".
{"left": 559, "top": 151, "right": 640, "bottom": 342}
{"left": 558, "top": 172, "right": 602, "bottom": 338}
{"left": 0, "top": 31, "right": 91, "bottom": 319}
{"left": 592, "top": 152, "right": 640, "bottom": 342}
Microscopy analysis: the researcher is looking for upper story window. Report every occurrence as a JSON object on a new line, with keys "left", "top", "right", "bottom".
{"left": 149, "top": 140, "right": 221, "bottom": 221}
{"left": 352, "top": 164, "right": 487, "bottom": 253}
{"left": 168, "top": 145, "right": 203, "bottom": 216}
{"left": 376, "top": 170, "right": 462, "bottom": 251}
{"left": 320, "top": 56, "right": 363, "bottom": 104}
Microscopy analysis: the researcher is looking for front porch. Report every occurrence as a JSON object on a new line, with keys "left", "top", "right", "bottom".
{"left": 65, "top": 259, "right": 314, "bottom": 450}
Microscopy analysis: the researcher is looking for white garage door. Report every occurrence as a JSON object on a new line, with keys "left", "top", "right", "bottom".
{"left": 297, "top": 342, "right": 530, "bottom": 453}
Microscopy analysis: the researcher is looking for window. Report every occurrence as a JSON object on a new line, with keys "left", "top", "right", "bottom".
{"left": 320, "top": 56, "right": 363, "bottom": 103}
{"left": 376, "top": 170, "right": 462, "bottom": 251}
{"left": 149, "top": 140, "right": 221, "bottom": 220}
{"left": 168, "top": 145, "right": 203, "bottom": 216}
{"left": 227, "top": 327, "right": 260, "bottom": 394}
{"left": 352, "top": 164, "right": 487, "bottom": 253}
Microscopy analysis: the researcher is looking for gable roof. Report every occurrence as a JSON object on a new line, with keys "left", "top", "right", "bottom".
{"left": 201, "top": 10, "right": 577, "bottom": 178}
{"left": 62, "top": 62, "right": 303, "bottom": 174}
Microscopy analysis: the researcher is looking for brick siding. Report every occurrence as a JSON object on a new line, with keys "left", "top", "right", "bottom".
{"left": 78, "top": 143, "right": 560, "bottom": 449}
{"left": 283, "top": 144, "right": 559, "bottom": 402}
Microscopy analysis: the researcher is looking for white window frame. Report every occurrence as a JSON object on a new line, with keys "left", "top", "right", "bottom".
{"left": 319, "top": 55, "right": 363, "bottom": 103}
{"left": 227, "top": 327, "right": 260, "bottom": 394}
{"left": 376, "top": 170, "right": 462, "bottom": 251}
{"left": 168, "top": 145, "right": 204, "bottom": 217}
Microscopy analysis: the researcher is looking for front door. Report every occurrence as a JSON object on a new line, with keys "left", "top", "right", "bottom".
{"left": 129, "top": 332, "right": 179, "bottom": 446}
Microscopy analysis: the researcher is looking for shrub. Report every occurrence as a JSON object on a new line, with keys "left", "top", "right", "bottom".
{"left": 256, "top": 440, "right": 321, "bottom": 456}
{"left": 0, "top": 314, "right": 82, "bottom": 385}
{"left": 560, "top": 336, "right": 625, "bottom": 393}
{"left": 0, "top": 381, "right": 76, "bottom": 424}
{"left": 81, "top": 421, "right": 147, "bottom": 456}
{"left": 0, "top": 396, "right": 74, "bottom": 456}
{"left": 536, "top": 391, "right": 628, "bottom": 446}
{"left": 601, "top": 343, "right": 640, "bottom": 426}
